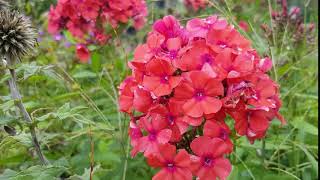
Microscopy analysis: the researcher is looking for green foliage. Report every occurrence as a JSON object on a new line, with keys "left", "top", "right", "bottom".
{"left": 0, "top": 0, "right": 318, "bottom": 179}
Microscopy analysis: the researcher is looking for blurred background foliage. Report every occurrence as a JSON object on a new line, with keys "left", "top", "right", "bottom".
{"left": 0, "top": 0, "right": 318, "bottom": 179}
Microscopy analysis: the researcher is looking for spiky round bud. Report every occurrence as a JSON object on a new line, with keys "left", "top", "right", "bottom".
{"left": 0, "top": 0, "right": 9, "bottom": 10}
{"left": 0, "top": 9, "right": 37, "bottom": 66}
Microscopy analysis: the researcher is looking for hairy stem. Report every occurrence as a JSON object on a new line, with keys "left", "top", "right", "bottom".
{"left": 8, "top": 68, "right": 49, "bottom": 165}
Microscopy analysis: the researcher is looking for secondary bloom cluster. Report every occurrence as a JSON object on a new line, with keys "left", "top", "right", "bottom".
{"left": 48, "top": 0, "right": 147, "bottom": 62}
{"left": 184, "top": 0, "right": 208, "bottom": 11}
{"left": 119, "top": 15, "right": 285, "bottom": 180}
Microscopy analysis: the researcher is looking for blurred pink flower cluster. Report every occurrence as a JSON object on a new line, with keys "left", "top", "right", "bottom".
{"left": 48, "top": 0, "right": 148, "bottom": 62}
{"left": 184, "top": 0, "right": 208, "bottom": 11}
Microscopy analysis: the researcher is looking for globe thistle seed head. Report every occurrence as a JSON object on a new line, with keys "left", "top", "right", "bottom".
{"left": 0, "top": 10, "right": 37, "bottom": 66}
{"left": 0, "top": 0, "right": 9, "bottom": 10}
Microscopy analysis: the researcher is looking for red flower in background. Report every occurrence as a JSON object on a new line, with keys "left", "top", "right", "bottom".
{"left": 76, "top": 44, "right": 90, "bottom": 63}
{"left": 184, "top": 0, "right": 208, "bottom": 11}
{"left": 147, "top": 144, "right": 192, "bottom": 180}
{"left": 118, "top": 15, "right": 285, "bottom": 179}
{"left": 239, "top": 20, "right": 249, "bottom": 32}
{"left": 48, "top": 0, "right": 148, "bottom": 62}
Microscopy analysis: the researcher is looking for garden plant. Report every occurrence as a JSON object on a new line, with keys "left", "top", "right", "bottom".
{"left": 0, "top": 0, "right": 318, "bottom": 180}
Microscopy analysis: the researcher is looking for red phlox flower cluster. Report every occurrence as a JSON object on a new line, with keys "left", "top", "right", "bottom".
{"left": 48, "top": 0, "right": 147, "bottom": 62}
{"left": 119, "top": 15, "right": 285, "bottom": 180}
{"left": 184, "top": 0, "right": 208, "bottom": 11}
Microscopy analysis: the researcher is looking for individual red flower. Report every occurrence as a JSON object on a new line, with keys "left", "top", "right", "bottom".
{"left": 174, "top": 71, "right": 224, "bottom": 118}
{"left": 132, "top": 114, "right": 172, "bottom": 157}
{"left": 76, "top": 44, "right": 90, "bottom": 63}
{"left": 151, "top": 101, "right": 189, "bottom": 142}
{"left": 147, "top": 144, "right": 192, "bottom": 180}
{"left": 207, "top": 25, "right": 251, "bottom": 53}
{"left": 153, "top": 15, "right": 188, "bottom": 44}
{"left": 239, "top": 20, "right": 249, "bottom": 32}
{"left": 118, "top": 77, "right": 137, "bottom": 113}
{"left": 186, "top": 15, "right": 228, "bottom": 39}
{"left": 143, "top": 58, "right": 182, "bottom": 97}
{"left": 204, "top": 120, "right": 233, "bottom": 153}
{"left": 133, "top": 32, "right": 165, "bottom": 64}
{"left": 190, "top": 136, "right": 232, "bottom": 180}
{"left": 175, "top": 40, "right": 226, "bottom": 80}
{"left": 214, "top": 48, "right": 256, "bottom": 79}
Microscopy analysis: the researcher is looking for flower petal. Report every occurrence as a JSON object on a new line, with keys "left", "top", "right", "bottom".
{"left": 200, "top": 97, "right": 222, "bottom": 114}
{"left": 183, "top": 99, "right": 203, "bottom": 118}
{"left": 174, "top": 149, "right": 191, "bottom": 167}
{"left": 213, "top": 158, "right": 232, "bottom": 180}
{"left": 157, "top": 129, "right": 172, "bottom": 144}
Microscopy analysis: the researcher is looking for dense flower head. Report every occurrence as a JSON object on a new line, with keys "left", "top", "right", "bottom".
{"left": 47, "top": 0, "right": 148, "bottom": 62}
{"left": 119, "top": 15, "right": 285, "bottom": 179}
{"left": 0, "top": 0, "right": 9, "bottom": 11}
{"left": 0, "top": 9, "right": 37, "bottom": 65}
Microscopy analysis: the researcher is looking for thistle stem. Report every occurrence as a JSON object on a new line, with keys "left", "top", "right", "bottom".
{"left": 7, "top": 68, "right": 49, "bottom": 165}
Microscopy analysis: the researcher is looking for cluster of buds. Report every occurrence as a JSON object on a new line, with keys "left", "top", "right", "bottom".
{"left": 261, "top": 0, "right": 315, "bottom": 46}
{"left": 48, "top": 0, "right": 148, "bottom": 62}
{"left": 118, "top": 15, "right": 285, "bottom": 180}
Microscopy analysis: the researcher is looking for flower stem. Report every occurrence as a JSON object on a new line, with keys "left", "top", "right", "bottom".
{"left": 7, "top": 68, "right": 49, "bottom": 165}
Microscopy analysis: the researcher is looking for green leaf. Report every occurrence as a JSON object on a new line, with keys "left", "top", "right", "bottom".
{"left": 73, "top": 70, "right": 97, "bottom": 79}
{"left": 295, "top": 143, "right": 318, "bottom": 178}
{"left": 91, "top": 52, "right": 101, "bottom": 73}
{"left": 63, "top": 31, "right": 77, "bottom": 44}
{"left": 68, "top": 165, "right": 101, "bottom": 180}
{"left": 0, "top": 114, "right": 17, "bottom": 125}
{"left": 0, "top": 165, "right": 67, "bottom": 180}
{"left": 291, "top": 118, "right": 318, "bottom": 135}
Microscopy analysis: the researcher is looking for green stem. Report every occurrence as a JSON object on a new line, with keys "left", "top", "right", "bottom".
{"left": 7, "top": 68, "right": 49, "bottom": 165}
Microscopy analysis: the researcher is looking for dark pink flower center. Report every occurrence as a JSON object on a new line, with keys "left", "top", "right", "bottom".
{"left": 194, "top": 90, "right": 205, "bottom": 101}
{"left": 217, "top": 41, "right": 228, "bottom": 48}
{"left": 204, "top": 157, "right": 214, "bottom": 167}
{"left": 148, "top": 132, "right": 157, "bottom": 141}
{"left": 166, "top": 163, "right": 175, "bottom": 171}
{"left": 169, "top": 50, "right": 178, "bottom": 59}
{"left": 219, "top": 129, "right": 229, "bottom": 140}
{"left": 167, "top": 115, "right": 175, "bottom": 125}
{"left": 201, "top": 54, "right": 214, "bottom": 65}
{"left": 160, "top": 75, "right": 169, "bottom": 84}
